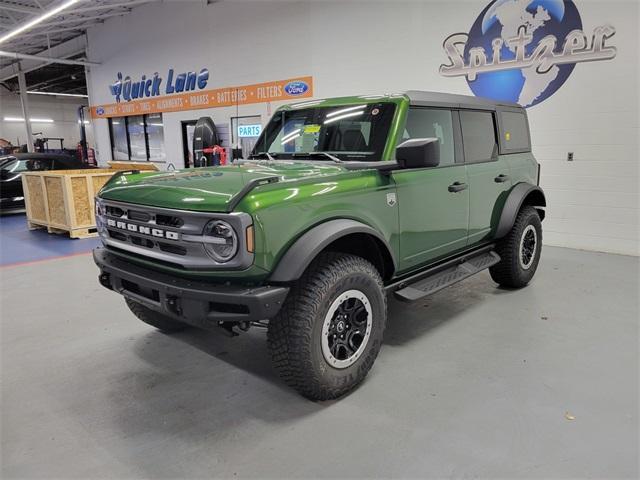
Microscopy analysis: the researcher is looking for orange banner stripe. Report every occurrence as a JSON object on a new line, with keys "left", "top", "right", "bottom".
{"left": 90, "top": 76, "right": 313, "bottom": 119}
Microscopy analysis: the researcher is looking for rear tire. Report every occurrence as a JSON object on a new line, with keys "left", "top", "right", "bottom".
{"left": 125, "top": 298, "right": 189, "bottom": 333}
{"left": 267, "top": 252, "right": 387, "bottom": 400}
{"left": 490, "top": 205, "right": 542, "bottom": 288}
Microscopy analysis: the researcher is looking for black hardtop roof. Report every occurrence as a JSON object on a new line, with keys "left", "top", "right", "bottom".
{"left": 11, "top": 152, "right": 76, "bottom": 161}
{"left": 404, "top": 90, "right": 523, "bottom": 110}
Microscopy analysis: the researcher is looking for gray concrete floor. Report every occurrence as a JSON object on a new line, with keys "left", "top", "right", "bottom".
{"left": 1, "top": 246, "right": 638, "bottom": 479}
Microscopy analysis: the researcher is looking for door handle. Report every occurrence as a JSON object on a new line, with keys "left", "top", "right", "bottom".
{"left": 494, "top": 174, "right": 510, "bottom": 183}
{"left": 448, "top": 181, "right": 468, "bottom": 193}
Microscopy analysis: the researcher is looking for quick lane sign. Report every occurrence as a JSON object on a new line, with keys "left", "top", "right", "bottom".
{"left": 91, "top": 76, "right": 313, "bottom": 119}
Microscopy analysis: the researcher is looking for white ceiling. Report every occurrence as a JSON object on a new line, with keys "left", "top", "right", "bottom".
{"left": 0, "top": 0, "right": 214, "bottom": 92}
{"left": 0, "top": 0, "right": 161, "bottom": 59}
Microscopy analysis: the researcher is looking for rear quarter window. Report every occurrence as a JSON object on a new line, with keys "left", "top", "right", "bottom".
{"left": 499, "top": 111, "right": 531, "bottom": 153}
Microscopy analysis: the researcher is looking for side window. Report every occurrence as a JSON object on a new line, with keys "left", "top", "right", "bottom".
{"left": 27, "top": 158, "right": 52, "bottom": 171}
{"left": 500, "top": 111, "right": 530, "bottom": 152}
{"left": 402, "top": 108, "right": 455, "bottom": 166}
{"left": 460, "top": 110, "right": 497, "bottom": 163}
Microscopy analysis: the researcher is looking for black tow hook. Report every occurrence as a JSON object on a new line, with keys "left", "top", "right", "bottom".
{"left": 98, "top": 273, "right": 112, "bottom": 290}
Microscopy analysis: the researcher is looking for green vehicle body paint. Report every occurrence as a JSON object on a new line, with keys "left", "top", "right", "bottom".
{"left": 94, "top": 91, "right": 546, "bottom": 400}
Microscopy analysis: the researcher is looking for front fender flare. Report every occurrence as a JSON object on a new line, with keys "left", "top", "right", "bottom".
{"left": 495, "top": 182, "right": 546, "bottom": 239}
{"left": 268, "top": 219, "right": 396, "bottom": 283}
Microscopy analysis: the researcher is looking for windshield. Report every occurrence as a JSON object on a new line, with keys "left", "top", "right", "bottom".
{"left": 254, "top": 102, "right": 396, "bottom": 161}
{"left": 0, "top": 158, "right": 28, "bottom": 181}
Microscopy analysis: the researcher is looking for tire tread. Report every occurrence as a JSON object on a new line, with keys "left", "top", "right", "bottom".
{"left": 267, "top": 252, "right": 386, "bottom": 400}
{"left": 490, "top": 205, "right": 542, "bottom": 288}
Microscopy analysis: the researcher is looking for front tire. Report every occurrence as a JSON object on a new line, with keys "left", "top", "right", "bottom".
{"left": 267, "top": 252, "right": 387, "bottom": 400}
{"left": 125, "top": 298, "right": 189, "bottom": 333}
{"left": 490, "top": 205, "right": 542, "bottom": 288}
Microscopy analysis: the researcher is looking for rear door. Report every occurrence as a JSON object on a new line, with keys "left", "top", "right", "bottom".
{"left": 460, "top": 110, "right": 512, "bottom": 245}
{"left": 392, "top": 107, "right": 469, "bottom": 272}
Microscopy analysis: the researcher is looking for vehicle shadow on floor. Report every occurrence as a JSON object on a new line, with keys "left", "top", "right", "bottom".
{"left": 130, "top": 271, "right": 509, "bottom": 397}
{"left": 100, "top": 271, "right": 514, "bottom": 455}
{"left": 384, "top": 271, "right": 511, "bottom": 346}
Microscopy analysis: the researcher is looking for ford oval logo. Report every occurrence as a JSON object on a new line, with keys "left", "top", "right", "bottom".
{"left": 284, "top": 81, "right": 309, "bottom": 96}
{"left": 96, "top": 107, "right": 105, "bottom": 116}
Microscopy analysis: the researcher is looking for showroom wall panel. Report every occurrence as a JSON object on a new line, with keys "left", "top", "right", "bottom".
{"left": 85, "top": 0, "right": 638, "bottom": 255}
{"left": 0, "top": 88, "right": 93, "bottom": 148}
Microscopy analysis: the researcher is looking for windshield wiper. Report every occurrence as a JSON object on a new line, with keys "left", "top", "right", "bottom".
{"left": 292, "top": 152, "right": 343, "bottom": 163}
{"left": 248, "top": 152, "right": 278, "bottom": 161}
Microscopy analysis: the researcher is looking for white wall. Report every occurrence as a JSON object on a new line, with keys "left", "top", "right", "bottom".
{"left": 85, "top": 0, "right": 639, "bottom": 256}
{"left": 0, "top": 88, "right": 93, "bottom": 149}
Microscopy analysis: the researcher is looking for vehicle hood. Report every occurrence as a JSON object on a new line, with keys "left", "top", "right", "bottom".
{"left": 98, "top": 161, "right": 346, "bottom": 212}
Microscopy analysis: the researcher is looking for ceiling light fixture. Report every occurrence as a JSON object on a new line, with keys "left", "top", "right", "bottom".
{"left": 0, "top": 0, "right": 81, "bottom": 45}
{"left": 4, "top": 117, "right": 54, "bottom": 123}
{"left": 28, "top": 91, "right": 88, "bottom": 98}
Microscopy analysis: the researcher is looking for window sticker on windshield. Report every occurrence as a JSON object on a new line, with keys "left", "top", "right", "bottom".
{"left": 304, "top": 124, "right": 321, "bottom": 134}
{"left": 371, "top": 108, "right": 380, "bottom": 116}
{"left": 505, "top": 132, "right": 511, "bottom": 141}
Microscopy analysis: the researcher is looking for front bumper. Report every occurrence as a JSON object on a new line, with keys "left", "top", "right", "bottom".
{"left": 93, "top": 247, "right": 289, "bottom": 328}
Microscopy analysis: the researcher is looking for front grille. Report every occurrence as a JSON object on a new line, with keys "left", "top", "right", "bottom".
{"left": 131, "top": 235, "right": 154, "bottom": 248}
{"left": 97, "top": 199, "right": 253, "bottom": 270}
{"left": 108, "top": 229, "right": 127, "bottom": 241}
{"left": 108, "top": 245, "right": 187, "bottom": 270}
{"left": 156, "top": 214, "right": 184, "bottom": 228}
{"left": 100, "top": 200, "right": 211, "bottom": 268}
{"left": 106, "top": 206, "right": 125, "bottom": 217}
{"left": 128, "top": 210, "right": 151, "bottom": 222}
{"left": 158, "top": 242, "right": 187, "bottom": 256}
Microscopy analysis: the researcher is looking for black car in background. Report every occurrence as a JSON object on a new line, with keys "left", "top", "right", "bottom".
{"left": 0, "top": 153, "right": 94, "bottom": 211}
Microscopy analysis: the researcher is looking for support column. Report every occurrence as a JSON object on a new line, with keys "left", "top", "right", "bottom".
{"left": 17, "top": 66, "right": 34, "bottom": 153}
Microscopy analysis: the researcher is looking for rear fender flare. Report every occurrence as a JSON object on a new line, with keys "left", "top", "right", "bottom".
{"left": 495, "top": 183, "right": 546, "bottom": 239}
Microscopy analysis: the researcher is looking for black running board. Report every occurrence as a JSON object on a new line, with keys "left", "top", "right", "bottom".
{"left": 392, "top": 249, "right": 500, "bottom": 303}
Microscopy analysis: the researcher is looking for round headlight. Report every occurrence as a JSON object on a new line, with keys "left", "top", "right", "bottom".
{"left": 203, "top": 220, "right": 238, "bottom": 262}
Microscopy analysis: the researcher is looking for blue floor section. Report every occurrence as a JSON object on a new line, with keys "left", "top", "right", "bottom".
{"left": 0, "top": 212, "right": 101, "bottom": 266}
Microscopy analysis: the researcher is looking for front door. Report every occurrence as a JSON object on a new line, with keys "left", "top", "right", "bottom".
{"left": 392, "top": 107, "right": 469, "bottom": 272}
{"left": 459, "top": 110, "right": 513, "bottom": 245}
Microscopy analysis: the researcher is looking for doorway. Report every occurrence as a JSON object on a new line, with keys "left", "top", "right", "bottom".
{"left": 181, "top": 120, "right": 197, "bottom": 168}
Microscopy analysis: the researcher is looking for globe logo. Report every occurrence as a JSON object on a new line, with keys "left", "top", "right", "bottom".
{"left": 440, "top": 0, "right": 617, "bottom": 108}
{"left": 467, "top": 0, "right": 581, "bottom": 107}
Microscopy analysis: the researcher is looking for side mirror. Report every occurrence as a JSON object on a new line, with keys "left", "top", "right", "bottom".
{"left": 396, "top": 138, "right": 440, "bottom": 169}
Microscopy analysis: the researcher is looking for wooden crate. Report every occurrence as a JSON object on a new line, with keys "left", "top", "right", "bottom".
{"left": 21, "top": 163, "right": 159, "bottom": 239}
{"left": 107, "top": 161, "right": 160, "bottom": 171}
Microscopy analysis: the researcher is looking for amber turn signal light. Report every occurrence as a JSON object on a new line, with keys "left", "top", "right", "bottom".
{"left": 246, "top": 225, "right": 254, "bottom": 253}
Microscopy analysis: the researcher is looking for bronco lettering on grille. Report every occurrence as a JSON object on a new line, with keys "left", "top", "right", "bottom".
{"left": 106, "top": 218, "right": 180, "bottom": 240}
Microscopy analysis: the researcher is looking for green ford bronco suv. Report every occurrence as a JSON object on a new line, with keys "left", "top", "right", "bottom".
{"left": 94, "top": 91, "right": 546, "bottom": 400}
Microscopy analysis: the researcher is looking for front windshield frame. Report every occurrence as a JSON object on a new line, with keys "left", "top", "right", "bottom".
{"left": 253, "top": 102, "right": 398, "bottom": 162}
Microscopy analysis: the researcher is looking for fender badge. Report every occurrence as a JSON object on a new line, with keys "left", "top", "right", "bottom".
{"left": 386, "top": 193, "right": 397, "bottom": 207}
